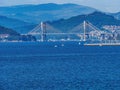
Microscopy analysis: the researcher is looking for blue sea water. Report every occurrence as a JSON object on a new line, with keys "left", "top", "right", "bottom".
{"left": 0, "top": 42, "right": 120, "bottom": 90}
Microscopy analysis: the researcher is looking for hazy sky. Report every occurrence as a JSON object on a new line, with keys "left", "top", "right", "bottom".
{"left": 0, "top": 0, "right": 119, "bottom": 12}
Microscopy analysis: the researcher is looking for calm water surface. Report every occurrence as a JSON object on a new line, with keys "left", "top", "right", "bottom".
{"left": 0, "top": 42, "right": 120, "bottom": 90}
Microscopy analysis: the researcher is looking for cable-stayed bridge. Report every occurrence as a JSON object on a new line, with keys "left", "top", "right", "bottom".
{"left": 28, "top": 21, "right": 118, "bottom": 42}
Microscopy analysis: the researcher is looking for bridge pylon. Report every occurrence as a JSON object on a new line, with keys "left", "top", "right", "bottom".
{"left": 41, "top": 22, "right": 47, "bottom": 42}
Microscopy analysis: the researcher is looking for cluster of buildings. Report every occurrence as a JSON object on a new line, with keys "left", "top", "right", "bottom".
{"left": 103, "top": 25, "right": 120, "bottom": 33}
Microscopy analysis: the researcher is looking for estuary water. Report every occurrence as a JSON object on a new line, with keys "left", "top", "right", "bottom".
{"left": 0, "top": 42, "right": 120, "bottom": 90}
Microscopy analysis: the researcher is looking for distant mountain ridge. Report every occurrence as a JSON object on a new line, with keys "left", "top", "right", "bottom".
{"left": 0, "top": 15, "right": 33, "bottom": 33}
{"left": 0, "top": 3, "right": 97, "bottom": 23}
{"left": 111, "top": 12, "right": 120, "bottom": 20}
{"left": 0, "top": 25, "right": 19, "bottom": 35}
{"left": 1, "top": 4, "right": 120, "bottom": 34}
{"left": 47, "top": 12, "right": 120, "bottom": 32}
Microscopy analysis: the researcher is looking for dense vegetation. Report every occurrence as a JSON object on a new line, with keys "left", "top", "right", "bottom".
{"left": 0, "top": 25, "right": 19, "bottom": 35}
